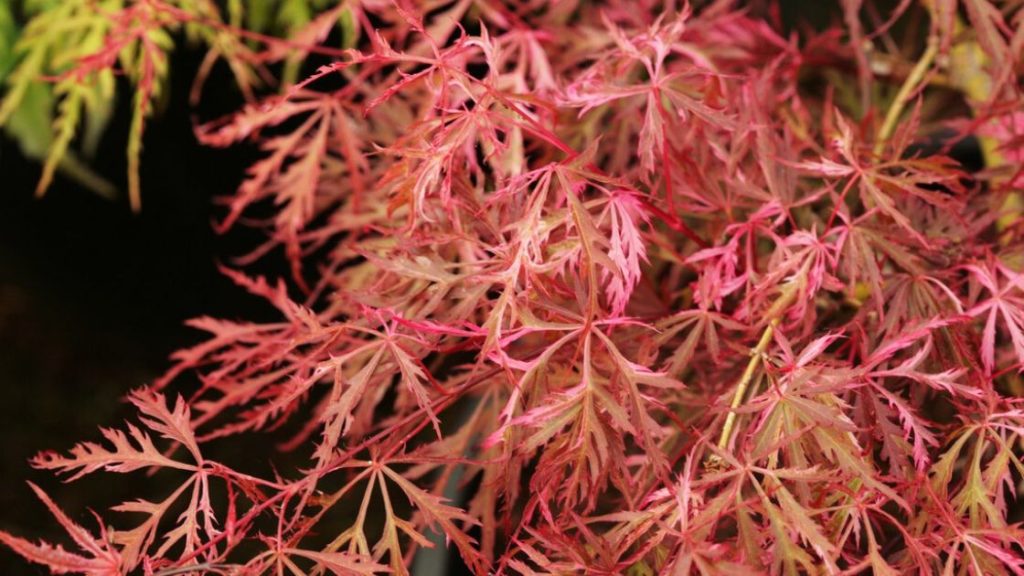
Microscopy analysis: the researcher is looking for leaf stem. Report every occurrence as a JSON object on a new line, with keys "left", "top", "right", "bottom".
{"left": 873, "top": 36, "right": 938, "bottom": 156}
{"left": 153, "top": 563, "right": 237, "bottom": 576}
{"left": 715, "top": 319, "right": 776, "bottom": 451}
{"left": 709, "top": 280, "right": 799, "bottom": 467}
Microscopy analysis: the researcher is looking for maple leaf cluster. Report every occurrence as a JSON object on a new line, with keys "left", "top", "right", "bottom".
{"left": 3, "top": 1, "right": 1024, "bottom": 575}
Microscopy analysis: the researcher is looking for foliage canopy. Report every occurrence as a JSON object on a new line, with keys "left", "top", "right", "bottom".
{"left": 2, "top": 0, "right": 1024, "bottom": 574}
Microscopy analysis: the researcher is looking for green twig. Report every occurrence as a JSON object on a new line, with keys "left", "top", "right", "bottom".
{"left": 707, "top": 280, "right": 800, "bottom": 468}
{"left": 873, "top": 36, "right": 939, "bottom": 156}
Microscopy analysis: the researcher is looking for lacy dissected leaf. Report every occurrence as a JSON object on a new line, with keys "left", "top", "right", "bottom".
{"left": 31, "top": 399, "right": 197, "bottom": 481}
{"left": 0, "top": 483, "right": 122, "bottom": 575}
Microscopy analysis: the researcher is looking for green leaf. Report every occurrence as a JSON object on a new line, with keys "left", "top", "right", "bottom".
{"left": 0, "top": 1, "right": 16, "bottom": 80}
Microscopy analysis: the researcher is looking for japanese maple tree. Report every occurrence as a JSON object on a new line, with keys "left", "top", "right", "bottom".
{"left": 2, "top": 0, "right": 1024, "bottom": 574}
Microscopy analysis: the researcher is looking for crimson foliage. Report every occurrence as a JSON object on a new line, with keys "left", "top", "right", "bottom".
{"left": 3, "top": 1, "right": 1024, "bottom": 574}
